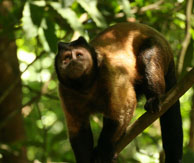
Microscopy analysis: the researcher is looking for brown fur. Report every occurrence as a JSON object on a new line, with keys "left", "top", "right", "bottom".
{"left": 55, "top": 22, "right": 182, "bottom": 163}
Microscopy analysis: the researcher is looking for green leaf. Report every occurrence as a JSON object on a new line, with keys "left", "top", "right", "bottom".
{"left": 22, "top": 2, "right": 38, "bottom": 38}
{"left": 77, "top": 0, "right": 107, "bottom": 28}
{"left": 43, "top": 19, "right": 58, "bottom": 53}
{"left": 29, "top": 3, "right": 44, "bottom": 27}
{"left": 37, "top": 18, "right": 57, "bottom": 52}
{"left": 119, "top": 0, "right": 134, "bottom": 18}
{"left": 61, "top": 0, "right": 75, "bottom": 7}
{"left": 50, "top": 2, "right": 87, "bottom": 37}
{"left": 38, "top": 19, "right": 50, "bottom": 52}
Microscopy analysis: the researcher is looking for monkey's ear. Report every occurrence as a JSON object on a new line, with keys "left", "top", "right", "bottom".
{"left": 58, "top": 42, "right": 69, "bottom": 51}
{"left": 70, "top": 36, "right": 88, "bottom": 47}
{"left": 77, "top": 36, "right": 88, "bottom": 44}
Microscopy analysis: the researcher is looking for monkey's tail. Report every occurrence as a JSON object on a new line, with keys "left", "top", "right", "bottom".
{"left": 160, "top": 61, "right": 183, "bottom": 163}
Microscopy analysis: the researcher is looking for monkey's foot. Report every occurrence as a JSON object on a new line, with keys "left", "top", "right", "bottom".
{"left": 144, "top": 97, "right": 161, "bottom": 113}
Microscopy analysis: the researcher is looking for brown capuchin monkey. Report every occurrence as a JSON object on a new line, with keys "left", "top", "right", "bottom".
{"left": 55, "top": 22, "right": 183, "bottom": 163}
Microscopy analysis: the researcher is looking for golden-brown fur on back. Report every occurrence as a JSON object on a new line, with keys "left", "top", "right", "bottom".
{"left": 90, "top": 22, "right": 173, "bottom": 83}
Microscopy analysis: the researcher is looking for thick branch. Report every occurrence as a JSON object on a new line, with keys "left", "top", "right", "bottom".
{"left": 116, "top": 67, "right": 194, "bottom": 153}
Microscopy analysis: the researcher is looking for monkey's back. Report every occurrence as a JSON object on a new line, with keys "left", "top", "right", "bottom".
{"left": 90, "top": 22, "right": 173, "bottom": 84}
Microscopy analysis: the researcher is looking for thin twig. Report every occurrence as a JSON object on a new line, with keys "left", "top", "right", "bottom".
{"left": 177, "top": 0, "right": 193, "bottom": 75}
{"left": 131, "top": 0, "right": 164, "bottom": 14}
{"left": 0, "top": 51, "right": 56, "bottom": 130}
{"left": 0, "top": 94, "right": 41, "bottom": 130}
{"left": 0, "top": 51, "right": 45, "bottom": 105}
{"left": 35, "top": 103, "right": 48, "bottom": 162}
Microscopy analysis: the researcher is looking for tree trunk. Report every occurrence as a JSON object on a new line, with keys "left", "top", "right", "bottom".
{"left": 0, "top": 1, "right": 27, "bottom": 162}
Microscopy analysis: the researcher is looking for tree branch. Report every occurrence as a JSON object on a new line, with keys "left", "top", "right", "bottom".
{"left": 116, "top": 67, "right": 194, "bottom": 154}
{"left": 177, "top": 0, "right": 193, "bottom": 75}
{"left": 0, "top": 50, "right": 45, "bottom": 105}
{"left": 130, "top": 0, "right": 164, "bottom": 14}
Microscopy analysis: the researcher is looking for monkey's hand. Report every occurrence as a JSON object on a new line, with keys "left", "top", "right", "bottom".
{"left": 91, "top": 147, "right": 117, "bottom": 163}
{"left": 144, "top": 97, "right": 161, "bottom": 113}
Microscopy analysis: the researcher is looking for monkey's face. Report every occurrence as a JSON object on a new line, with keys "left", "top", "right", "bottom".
{"left": 56, "top": 46, "right": 93, "bottom": 80}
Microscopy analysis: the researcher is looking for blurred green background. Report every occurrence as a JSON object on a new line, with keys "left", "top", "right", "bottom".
{"left": 0, "top": 0, "right": 194, "bottom": 162}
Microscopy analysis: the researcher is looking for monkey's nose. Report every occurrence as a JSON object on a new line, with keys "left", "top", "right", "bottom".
{"left": 72, "top": 53, "right": 77, "bottom": 60}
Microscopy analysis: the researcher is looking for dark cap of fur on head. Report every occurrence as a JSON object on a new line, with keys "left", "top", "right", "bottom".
{"left": 57, "top": 36, "right": 88, "bottom": 51}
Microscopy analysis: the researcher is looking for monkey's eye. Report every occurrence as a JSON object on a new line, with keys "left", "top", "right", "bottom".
{"left": 76, "top": 53, "right": 83, "bottom": 58}
{"left": 62, "top": 55, "right": 71, "bottom": 64}
{"left": 64, "top": 55, "right": 71, "bottom": 60}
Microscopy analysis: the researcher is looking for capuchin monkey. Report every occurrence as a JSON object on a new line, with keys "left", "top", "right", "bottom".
{"left": 55, "top": 22, "right": 183, "bottom": 163}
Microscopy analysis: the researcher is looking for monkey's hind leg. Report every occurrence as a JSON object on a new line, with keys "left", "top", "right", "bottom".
{"left": 138, "top": 39, "right": 166, "bottom": 113}
{"left": 138, "top": 39, "right": 183, "bottom": 162}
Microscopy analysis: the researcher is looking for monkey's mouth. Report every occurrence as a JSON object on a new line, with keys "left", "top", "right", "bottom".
{"left": 68, "top": 62, "right": 84, "bottom": 71}
{"left": 61, "top": 62, "right": 85, "bottom": 79}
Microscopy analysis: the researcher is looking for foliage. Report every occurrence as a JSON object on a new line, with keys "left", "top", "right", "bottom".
{"left": 0, "top": 0, "right": 194, "bottom": 162}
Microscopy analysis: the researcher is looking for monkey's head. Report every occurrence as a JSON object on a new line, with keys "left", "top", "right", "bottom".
{"left": 55, "top": 37, "right": 97, "bottom": 85}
